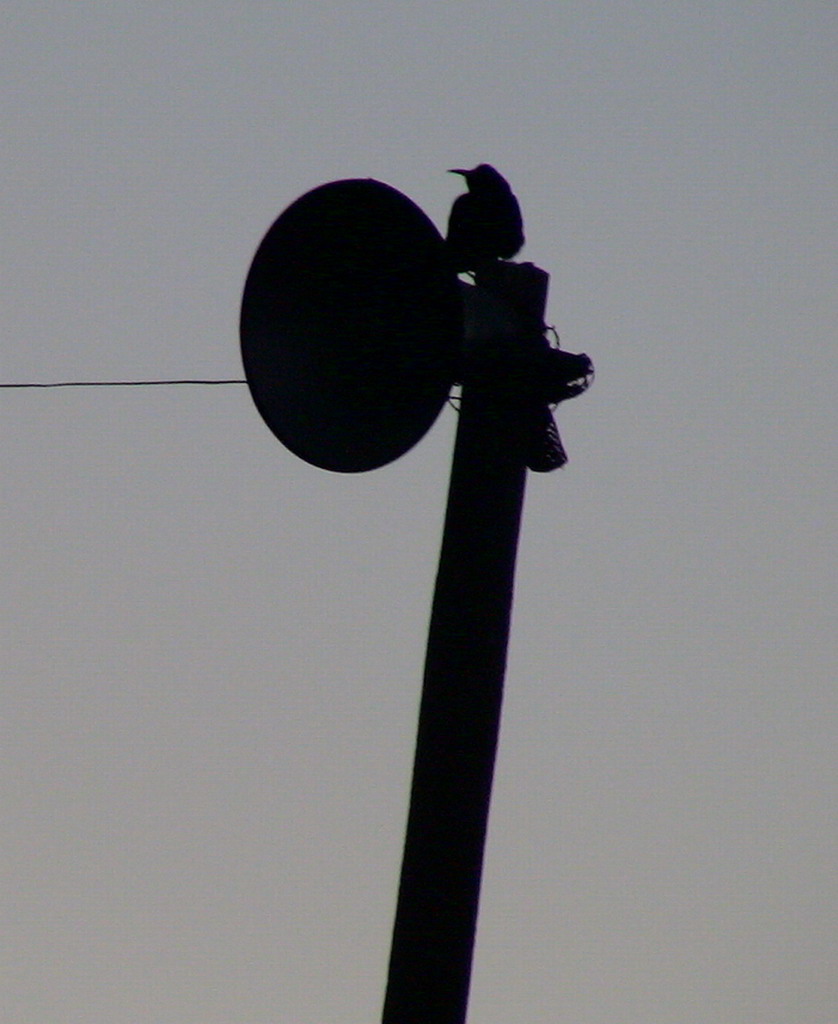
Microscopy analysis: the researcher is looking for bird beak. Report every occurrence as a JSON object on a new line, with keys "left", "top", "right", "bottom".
{"left": 448, "top": 168, "right": 468, "bottom": 176}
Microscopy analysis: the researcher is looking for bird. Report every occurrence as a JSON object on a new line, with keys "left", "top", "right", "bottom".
{"left": 445, "top": 164, "right": 525, "bottom": 272}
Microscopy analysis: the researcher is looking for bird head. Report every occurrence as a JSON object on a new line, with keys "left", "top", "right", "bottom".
{"left": 448, "top": 164, "right": 509, "bottom": 191}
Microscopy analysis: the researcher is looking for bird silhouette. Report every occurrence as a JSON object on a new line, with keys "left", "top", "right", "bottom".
{"left": 445, "top": 164, "right": 525, "bottom": 273}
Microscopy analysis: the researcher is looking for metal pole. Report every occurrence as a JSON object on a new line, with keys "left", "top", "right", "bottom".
{"left": 382, "top": 268, "right": 546, "bottom": 1024}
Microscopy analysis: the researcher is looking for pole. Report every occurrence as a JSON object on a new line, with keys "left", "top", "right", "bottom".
{"left": 382, "top": 266, "right": 547, "bottom": 1024}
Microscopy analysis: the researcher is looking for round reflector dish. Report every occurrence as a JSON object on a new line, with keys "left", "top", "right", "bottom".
{"left": 240, "top": 178, "right": 462, "bottom": 472}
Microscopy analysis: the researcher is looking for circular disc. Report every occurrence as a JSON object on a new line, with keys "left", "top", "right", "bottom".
{"left": 240, "top": 178, "right": 462, "bottom": 472}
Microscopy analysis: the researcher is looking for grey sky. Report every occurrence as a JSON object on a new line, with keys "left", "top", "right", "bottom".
{"left": 2, "top": 3, "right": 836, "bottom": 1022}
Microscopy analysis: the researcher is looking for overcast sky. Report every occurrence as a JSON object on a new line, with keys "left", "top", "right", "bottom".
{"left": 2, "top": 4, "right": 836, "bottom": 1023}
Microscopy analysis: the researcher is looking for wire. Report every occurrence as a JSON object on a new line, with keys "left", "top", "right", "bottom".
{"left": 0, "top": 379, "right": 247, "bottom": 388}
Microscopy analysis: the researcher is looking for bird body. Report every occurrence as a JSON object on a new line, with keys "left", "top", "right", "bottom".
{"left": 445, "top": 164, "right": 524, "bottom": 272}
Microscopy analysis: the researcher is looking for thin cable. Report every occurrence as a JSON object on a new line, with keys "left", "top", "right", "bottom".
{"left": 0, "top": 379, "right": 247, "bottom": 388}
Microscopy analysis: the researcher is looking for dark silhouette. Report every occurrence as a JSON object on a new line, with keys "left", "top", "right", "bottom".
{"left": 445, "top": 164, "right": 525, "bottom": 272}
{"left": 525, "top": 404, "right": 568, "bottom": 471}
{"left": 240, "top": 179, "right": 461, "bottom": 472}
{"left": 382, "top": 381, "right": 527, "bottom": 1024}
{"left": 241, "top": 175, "right": 593, "bottom": 1024}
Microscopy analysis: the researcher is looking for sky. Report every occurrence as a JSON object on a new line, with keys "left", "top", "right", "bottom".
{"left": 1, "top": 3, "right": 835, "bottom": 1022}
